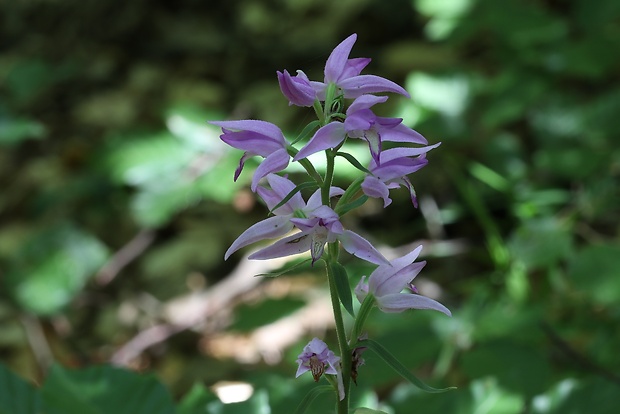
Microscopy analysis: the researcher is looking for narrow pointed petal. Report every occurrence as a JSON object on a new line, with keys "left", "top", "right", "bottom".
{"left": 225, "top": 216, "right": 294, "bottom": 259}
{"left": 379, "top": 143, "right": 441, "bottom": 163}
{"left": 305, "top": 187, "right": 344, "bottom": 212}
{"left": 219, "top": 130, "right": 282, "bottom": 156}
{"left": 293, "top": 122, "right": 346, "bottom": 161}
{"left": 234, "top": 152, "right": 252, "bottom": 181}
{"left": 251, "top": 148, "right": 290, "bottom": 191}
{"left": 210, "top": 120, "right": 285, "bottom": 143}
{"left": 338, "top": 230, "right": 390, "bottom": 265}
{"left": 347, "top": 95, "right": 388, "bottom": 114}
{"left": 248, "top": 232, "right": 313, "bottom": 260}
{"left": 376, "top": 293, "right": 452, "bottom": 316}
{"left": 339, "top": 75, "right": 410, "bottom": 98}
{"left": 378, "top": 122, "right": 428, "bottom": 145}
{"left": 264, "top": 174, "right": 305, "bottom": 211}
{"left": 325, "top": 33, "right": 357, "bottom": 83}
{"left": 373, "top": 261, "right": 426, "bottom": 297}
{"left": 340, "top": 57, "right": 371, "bottom": 79}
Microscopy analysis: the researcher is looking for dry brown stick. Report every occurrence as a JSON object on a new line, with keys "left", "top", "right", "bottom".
{"left": 96, "top": 229, "right": 156, "bottom": 286}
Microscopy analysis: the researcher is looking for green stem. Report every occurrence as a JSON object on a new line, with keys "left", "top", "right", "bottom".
{"left": 321, "top": 150, "right": 336, "bottom": 206}
{"left": 325, "top": 249, "right": 350, "bottom": 414}
{"left": 287, "top": 146, "right": 324, "bottom": 186}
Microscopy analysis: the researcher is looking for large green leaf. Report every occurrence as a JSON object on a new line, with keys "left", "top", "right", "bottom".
{"left": 4, "top": 224, "right": 108, "bottom": 315}
{"left": 568, "top": 243, "right": 620, "bottom": 305}
{"left": 40, "top": 364, "right": 175, "bottom": 414}
{"left": 176, "top": 383, "right": 220, "bottom": 414}
{"left": 0, "top": 363, "right": 42, "bottom": 414}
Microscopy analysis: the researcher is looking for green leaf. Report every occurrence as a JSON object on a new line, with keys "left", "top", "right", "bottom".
{"left": 336, "top": 152, "right": 371, "bottom": 174}
{"left": 177, "top": 383, "right": 220, "bottom": 414}
{"left": 352, "top": 409, "right": 389, "bottom": 414}
{"left": 568, "top": 243, "right": 620, "bottom": 305}
{"left": 335, "top": 195, "right": 368, "bottom": 216}
{"left": 359, "top": 339, "right": 455, "bottom": 393}
{"left": 291, "top": 120, "right": 321, "bottom": 145}
{"left": 330, "top": 262, "right": 355, "bottom": 318}
{"left": 4, "top": 224, "right": 109, "bottom": 315}
{"left": 268, "top": 181, "right": 318, "bottom": 214}
{"left": 0, "top": 363, "right": 42, "bottom": 414}
{"left": 294, "top": 385, "right": 334, "bottom": 414}
{"left": 255, "top": 258, "right": 312, "bottom": 278}
{"left": 40, "top": 364, "right": 175, "bottom": 414}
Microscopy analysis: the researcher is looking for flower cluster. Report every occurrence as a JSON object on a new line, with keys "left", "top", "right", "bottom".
{"left": 210, "top": 33, "right": 451, "bottom": 408}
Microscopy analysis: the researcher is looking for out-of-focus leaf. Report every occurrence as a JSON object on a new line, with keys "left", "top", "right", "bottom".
{"left": 0, "top": 363, "right": 41, "bottom": 414}
{"left": 40, "top": 364, "right": 175, "bottom": 414}
{"left": 293, "top": 385, "right": 333, "bottom": 414}
{"left": 568, "top": 243, "right": 620, "bottom": 305}
{"left": 177, "top": 383, "right": 220, "bottom": 414}
{"left": 0, "top": 115, "right": 46, "bottom": 145}
{"left": 507, "top": 217, "right": 572, "bottom": 269}
{"left": 470, "top": 377, "right": 524, "bottom": 414}
{"left": 352, "top": 408, "right": 389, "bottom": 414}
{"left": 4, "top": 224, "right": 108, "bottom": 315}
{"left": 459, "top": 340, "right": 552, "bottom": 398}
{"left": 230, "top": 298, "right": 306, "bottom": 332}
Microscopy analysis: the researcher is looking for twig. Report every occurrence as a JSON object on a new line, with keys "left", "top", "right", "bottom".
{"left": 20, "top": 314, "right": 54, "bottom": 374}
{"left": 96, "top": 229, "right": 156, "bottom": 286}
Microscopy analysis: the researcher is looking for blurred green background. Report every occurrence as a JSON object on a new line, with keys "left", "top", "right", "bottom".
{"left": 1, "top": 0, "right": 619, "bottom": 412}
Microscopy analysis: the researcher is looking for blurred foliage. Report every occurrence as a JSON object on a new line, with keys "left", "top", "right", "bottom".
{"left": 1, "top": 0, "right": 619, "bottom": 413}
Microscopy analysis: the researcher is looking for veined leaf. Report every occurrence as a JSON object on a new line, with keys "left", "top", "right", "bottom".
{"left": 359, "top": 339, "right": 456, "bottom": 393}
{"left": 330, "top": 262, "right": 355, "bottom": 318}
{"left": 268, "top": 181, "right": 318, "bottom": 214}
{"left": 335, "top": 152, "right": 371, "bottom": 174}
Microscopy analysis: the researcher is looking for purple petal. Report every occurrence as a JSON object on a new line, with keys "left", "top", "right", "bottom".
{"left": 373, "top": 261, "right": 425, "bottom": 297}
{"left": 361, "top": 176, "right": 392, "bottom": 207}
{"left": 377, "top": 121, "right": 428, "bottom": 145}
{"left": 325, "top": 34, "right": 357, "bottom": 83}
{"left": 224, "top": 216, "right": 294, "bottom": 260}
{"left": 234, "top": 152, "right": 253, "bottom": 181}
{"left": 340, "top": 57, "right": 371, "bottom": 79}
{"left": 210, "top": 120, "right": 286, "bottom": 144}
{"left": 338, "top": 230, "right": 389, "bottom": 265}
{"left": 219, "top": 129, "right": 284, "bottom": 156}
{"left": 368, "top": 246, "right": 423, "bottom": 295}
{"left": 248, "top": 231, "right": 313, "bottom": 260}
{"left": 277, "top": 70, "right": 316, "bottom": 107}
{"left": 251, "top": 148, "right": 290, "bottom": 191}
{"left": 260, "top": 174, "right": 306, "bottom": 212}
{"left": 305, "top": 187, "right": 345, "bottom": 212}
{"left": 347, "top": 95, "right": 388, "bottom": 114}
{"left": 379, "top": 143, "right": 440, "bottom": 163}
{"left": 344, "top": 109, "right": 375, "bottom": 133}
{"left": 293, "top": 122, "right": 346, "bottom": 161}
{"left": 354, "top": 276, "right": 370, "bottom": 303}
{"left": 376, "top": 293, "right": 451, "bottom": 316}
{"left": 338, "top": 75, "right": 410, "bottom": 99}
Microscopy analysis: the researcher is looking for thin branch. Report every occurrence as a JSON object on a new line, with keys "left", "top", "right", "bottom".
{"left": 96, "top": 229, "right": 156, "bottom": 286}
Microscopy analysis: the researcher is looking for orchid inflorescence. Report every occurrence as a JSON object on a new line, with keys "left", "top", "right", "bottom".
{"left": 210, "top": 33, "right": 452, "bottom": 413}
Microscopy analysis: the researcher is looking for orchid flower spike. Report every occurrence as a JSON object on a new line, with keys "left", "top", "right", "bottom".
{"left": 209, "top": 120, "right": 290, "bottom": 191}
{"left": 293, "top": 94, "right": 428, "bottom": 164}
{"left": 248, "top": 203, "right": 389, "bottom": 265}
{"left": 310, "top": 33, "right": 410, "bottom": 100}
{"left": 296, "top": 338, "right": 345, "bottom": 400}
{"left": 354, "top": 245, "right": 451, "bottom": 316}
{"left": 224, "top": 174, "right": 343, "bottom": 259}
